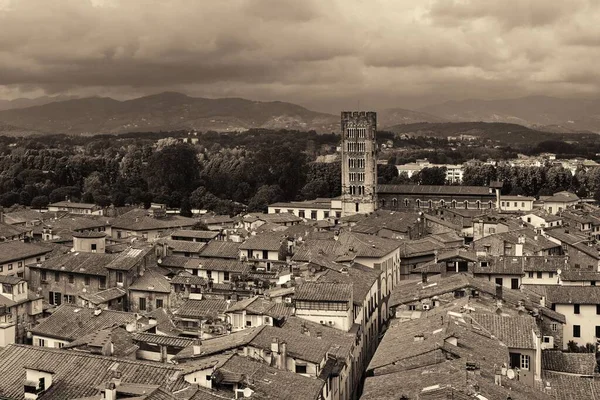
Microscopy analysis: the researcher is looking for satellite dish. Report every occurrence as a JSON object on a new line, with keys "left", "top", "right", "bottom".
{"left": 506, "top": 369, "right": 516, "bottom": 380}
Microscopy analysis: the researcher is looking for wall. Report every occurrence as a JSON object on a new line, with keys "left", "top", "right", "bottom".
{"left": 295, "top": 307, "right": 352, "bottom": 332}
{"left": 0, "top": 254, "right": 47, "bottom": 277}
{"left": 267, "top": 206, "right": 340, "bottom": 222}
{"left": 475, "top": 273, "right": 522, "bottom": 289}
{"left": 565, "top": 245, "right": 600, "bottom": 271}
{"left": 500, "top": 199, "right": 534, "bottom": 212}
{"left": 29, "top": 268, "right": 107, "bottom": 308}
{"left": 555, "top": 304, "right": 600, "bottom": 349}
{"left": 129, "top": 290, "right": 170, "bottom": 313}
{"left": 184, "top": 367, "right": 214, "bottom": 389}
{"left": 522, "top": 271, "right": 558, "bottom": 285}
{"left": 227, "top": 312, "right": 272, "bottom": 331}
{"left": 32, "top": 334, "right": 69, "bottom": 348}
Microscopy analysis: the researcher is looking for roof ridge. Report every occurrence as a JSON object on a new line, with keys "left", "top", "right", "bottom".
{"left": 6, "top": 344, "right": 182, "bottom": 368}
{"left": 56, "top": 303, "right": 139, "bottom": 316}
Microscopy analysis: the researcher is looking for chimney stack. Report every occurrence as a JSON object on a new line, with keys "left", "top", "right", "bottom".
{"left": 422, "top": 272, "right": 428, "bottom": 284}
{"left": 103, "top": 382, "right": 117, "bottom": 400}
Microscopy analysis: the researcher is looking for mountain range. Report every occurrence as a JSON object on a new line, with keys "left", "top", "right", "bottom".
{"left": 0, "top": 92, "right": 598, "bottom": 136}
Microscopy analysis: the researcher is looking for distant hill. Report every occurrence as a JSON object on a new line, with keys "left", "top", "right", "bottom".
{"left": 0, "top": 92, "right": 341, "bottom": 135}
{"left": 385, "top": 121, "right": 596, "bottom": 144}
{"left": 0, "top": 95, "right": 79, "bottom": 111}
{"left": 377, "top": 108, "right": 447, "bottom": 128}
{"left": 418, "top": 96, "right": 600, "bottom": 133}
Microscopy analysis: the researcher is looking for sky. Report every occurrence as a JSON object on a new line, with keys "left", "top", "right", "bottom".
{"left": 1, "top": 0, "right": 599, "bottom": 112}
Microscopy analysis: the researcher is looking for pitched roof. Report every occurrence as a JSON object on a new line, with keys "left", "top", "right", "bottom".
{"left": 159, "top": 239, "right": 206, "bottom": 254}
{"left": 170, "top": 271, "right": 207, "bottom": 286}
{"left": 104, "top": 247, "right": 152, "bottom": 271}
{"left": 542, "top": 350, "right": 596, "bottom": 376}
{"left": 129, "top": 268, "right": 171, "bottom": 293}
{"left": 471, "top": 314, "right": 537, "bottom": 349}
{"left": 170, "top": 230, "right": 219, "bottom": 240}
{"left": 198, "top": 241, "right": 240, "bottom": 259}
{"left": 377, "top": 184, "right": 494, "bottom": 196}
{"left": 50, "top": 201, "right": 98, "bottom": 209}
{"left": 34, "top": 252, "right": 116, "bottom": 276}
{"left": 63, "top": 326, "right": 138, "bottom": 357}
{"left": 225, "top": 296, "right": 293, "bottom": 319}
{"left": 112, "top": 209, "right": 196, "bottom": 231}
{"left": 238, "top": 233, "right": 286, "bottom": 251}
{"left": 0, "top": 241, "right": 52, "bottom": 264}
{"left": 30, "top": 304, "right": 137, "bottom": 341}
{"left": 315, "top": 263, "right": 381, "bottom": 306}
{"left": 351, "top": 210, "right": 420, "bottom": 234}
{"left": 174, "top": 299, "right": 230, "bottom": 319}
{"left": 78, "top": 287, "right": 127, "bottom": 304}
{"left": 174, "top": 326, "right": 265, "bottom": 361}
{"left": 0, "top": 344, "right": 187, "bottom": 400}
{"left": 295, "top": 282, "right": 352, "bottom": 303}
{"left": 133, "top": 332, "right": 199, "bottom": 348}
{"left": 543, "top": 285, "right": 600, "bottom": 305}
{"left": 216, "top": 355, "right": 324, "bottom": 400}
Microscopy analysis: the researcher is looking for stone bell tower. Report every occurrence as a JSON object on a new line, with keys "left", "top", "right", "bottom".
{"left": 340, "top": 111, "right": 377, "bottom": 216}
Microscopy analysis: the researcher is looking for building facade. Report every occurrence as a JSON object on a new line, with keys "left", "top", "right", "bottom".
{"left": 340, "top": 111, "right": 378, "bottom": 216}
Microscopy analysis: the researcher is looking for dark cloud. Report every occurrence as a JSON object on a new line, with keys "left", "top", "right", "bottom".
{"left": 0, "top": 0, "right": 598, "bottom": 111}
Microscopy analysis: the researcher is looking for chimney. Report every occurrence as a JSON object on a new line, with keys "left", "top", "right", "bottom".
{"left": 24, "top": 368, "right": 54, "bottom": 400}
{"left": 94, "top": 308, "right": 102, "bottom": 316}
{"left": 271, "top": 337, "right": 280, "bottom": 354}
{"left": 279, "top": 341, "right": 287, "bottom": 370}
{"left": 103, "top": 382, "right": 117, "bottom": 400}
{"left": 422, "top": 272, "right": 428, "bottom": 284}
{"left": 496, "top": 283, "right": 503, "bottom": 300}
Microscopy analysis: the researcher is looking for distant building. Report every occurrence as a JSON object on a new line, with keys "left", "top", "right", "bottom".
{"left": 48, "top": 201, "right": 104, "bottom": 216}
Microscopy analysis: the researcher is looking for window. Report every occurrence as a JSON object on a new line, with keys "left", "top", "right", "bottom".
{"left": 41, "top": 271, "right": 47, "bottom": 281}
{"left": 323, "top": 211, "right": 329, "bottom": 218}
{"left": 68, "top": 274, "right": 74, "bottom": 283}
{"left": 295, "top": 365, "right": 307, "bottom": 374}
{"left": 310, "top": 210, "right": 317, "bottom": 220}
{"left": 84, "top": 276, "right": 90, "bottom": 286}
{"left": 38, "top": 338, "right": 45, "bottom": 347}
{"left": 7, "top": 264, "right": 12, "bottom": 271}
{"left": 116, "top": 272, "right": 124, "bottom": 283}
{"left": 156, "top": 299, "right": 163, "bottom": 309}
{"left": 528, "top": 272, "right": 534, "bottom": 278}
{"left": 520, "top": 354, "right": 530, "bottom": 370}
{"left": 139, "top": 297, "right": 146, "bottom": 311}
{"left": 54, "top": 272, "right": 60, "bottom": 282}
{"left": 592, "top": 281, "right": 597, "bottom": 286}
{"left": 99, "top": 276, "right": 106, "bottom": 289}
{"left": 17, "top": 261, "right": 22, "bottom": 268}
{"left": 91, "top": 244, "right": 97, "bottom": 253}
{"left": 246, "top": 320, "right": 252, "bottom": 327}
{"left": 551, "top": 323, "right": 557, "bottom": 332}
{"left": 573, "top": 325, "right": 581, "bottom": 338}
{"left": 574, "top": 304, "right": 580, "bottom": 314}
{"left": 274, "top": 209, "right": 280, "bottom": 214}
{"left": 549, "top": 272, "right": 554, "bottom": 278}
{"left": 537, "top": 272, "right": 542, "bottom": 279}
{"left": 596, "top": 304, "right": 600, "bottom": 315}
{"left": 298, "top": 210, "right": 305, "bottom": 218}
{"left": 63, "top": 294, "right": 74, "bottom": 304}
{"left": 408, "top": 304, "right": 416, "bottom": 311}
{"left": 223, "top": 271, "right": 230, "bottom": 281}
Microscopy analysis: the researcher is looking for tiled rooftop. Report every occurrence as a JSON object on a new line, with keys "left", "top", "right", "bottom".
{"left": 295, "top": 282, "right": 352, "bottom": 303}
{"left": 542, "top": 350, "right": 596, "bottom": 376}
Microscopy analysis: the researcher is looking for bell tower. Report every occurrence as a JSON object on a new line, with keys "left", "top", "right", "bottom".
{"left": 341, "top": 111, "right": 377, "bottom": 216}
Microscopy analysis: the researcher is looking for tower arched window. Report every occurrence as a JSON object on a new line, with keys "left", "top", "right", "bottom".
{"left": 452, "top": 200, "right": 457, "bottom": 209}
{"left": 440, "top": 200, "right": 445, "bottom": 207}
{"left": 428, "top": 200, "right": 433, "bottom": 209}
{"left": 403, "top": 199, "right": 409, "bottom": 207}
{"left": 380, "top": 199, "right": 386, "bottom": 207}
{"left": 464, "top": 200, "right": 469, "bottom": 209}
{"left": 416, "top": 199, "right": 421, "bottom": 208}
{"left": 489, "top": 201, "right": 494, "bottom": 209}
{"left": 392, "top": 198, "right": 398, "bottom": 207}
{"left": 476, "top": 200, "right": 481, "bottom": 209}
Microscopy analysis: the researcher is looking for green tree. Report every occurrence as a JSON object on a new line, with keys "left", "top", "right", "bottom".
{"left": 31, "top": 195, "right": 49, "bottom": 210}
{"left": 248, "top": 185, "right": 284, "bottom": 212}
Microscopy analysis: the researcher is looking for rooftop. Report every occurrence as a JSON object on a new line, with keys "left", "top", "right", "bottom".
{"left": 295, "top": 282, "right": 352, "bottom": 303}
{"left": 0, "top": 241, "right": 52, "bottom": 264}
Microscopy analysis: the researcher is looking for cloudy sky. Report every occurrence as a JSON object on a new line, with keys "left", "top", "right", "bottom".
{"left": 1, "top": 0, "right": 599, "bottom": 112}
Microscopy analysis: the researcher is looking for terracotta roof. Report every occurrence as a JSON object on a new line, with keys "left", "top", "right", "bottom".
{"left": 246, "top": 212, "right": 303, "bottom": 224}
{"left": 170, "top": 271, "right": 207, "bottom": 286}
{"left": 216, "top": 355, "right": 324, "bottom": 400}
{"left": 104, "top": 247, "right": 152, "bottom": 271}
{"left": 199, "top": 215, "right": 235, "bottom": 225}
{"left": 133, "top": 332, "right": 199, "bottom": 348}
{"left": 542, "top": 350, "right": 596, "bottom": 376}
{"left": 471, "top": 314, "right": 537, "bottom": 349}
{"left": 63, "top": 326, "right": 138, "bottom": 357}
{"left": 0, "top": 241, "right": 52, "bottom": 264}
{"left": 269, "top": 200, "right": 333, "bottom": 210}
{"left": 174, "top": 299, "right": 230, "bottom": 319}
{"left": 192, "top": 257, "right": 249, "bottom": 273}
{"left": 226, "top": 296, "right": 293, "bottom": 319}
{"left": 543, "top": 370, "right": 600, "bottom": 400}
{"left": 160, "top": 239, "right": 206, "bottom": 254}
{"left": 295, "top": 282, "right": 352, "bottom": 303}
{"left": 0, "top": 275, "right": 25, "bottom": 284}
{"left": 0, "top": 344, "right": 187, "bottom": 400}
{"left": 170, "top": 230, "right": 219, "bottom": 240}
{"left": 112, "top": 209, "right": 196, "bottom": 231}
{"left": 78, "top": 287, "right": 127, "bottom": 304}
{"left": 129, "top": 268, "right": 171, "bottom": 293}
{"left": 30, "top": 304, "right": 137, "bottom": 341}
{"left": 238, "top": 233, "right": 286, "bottom": 251}
{"left": 174, "top": 326, "right": 265, "bottom": 361}
{"left": 50, "top": 201, "right": 98, "bottom": 209}
{"left": 544, "top": 285, "right": 600, "bottom": 305}
{"left": 540, "top": 191, "right": 580, "bottom": 203}
{"left": 377, "top": 184, "right": 494, "bottom": 196}
{"left": 71, "top": 231, "right": 107, "bottom": 239}
{"left": 0, "top": 222, "right": 30, "bottom": 239}
{"left": 34, "top": 252, "right": 115, "bottom": 276}
{"left": 198, "top": 241, "right": 240, "bottom": 259}
{"left": 437, "top": 249, "right": 477, "bottom": 262}
{"left": 351, "top": 210, "right": 420, "bottom": 234}
{"left": 560, "top": 269, "right": 600, "bottom": 282}
{"left": 315, "top": 263, "right": 381, "bottom": 306}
